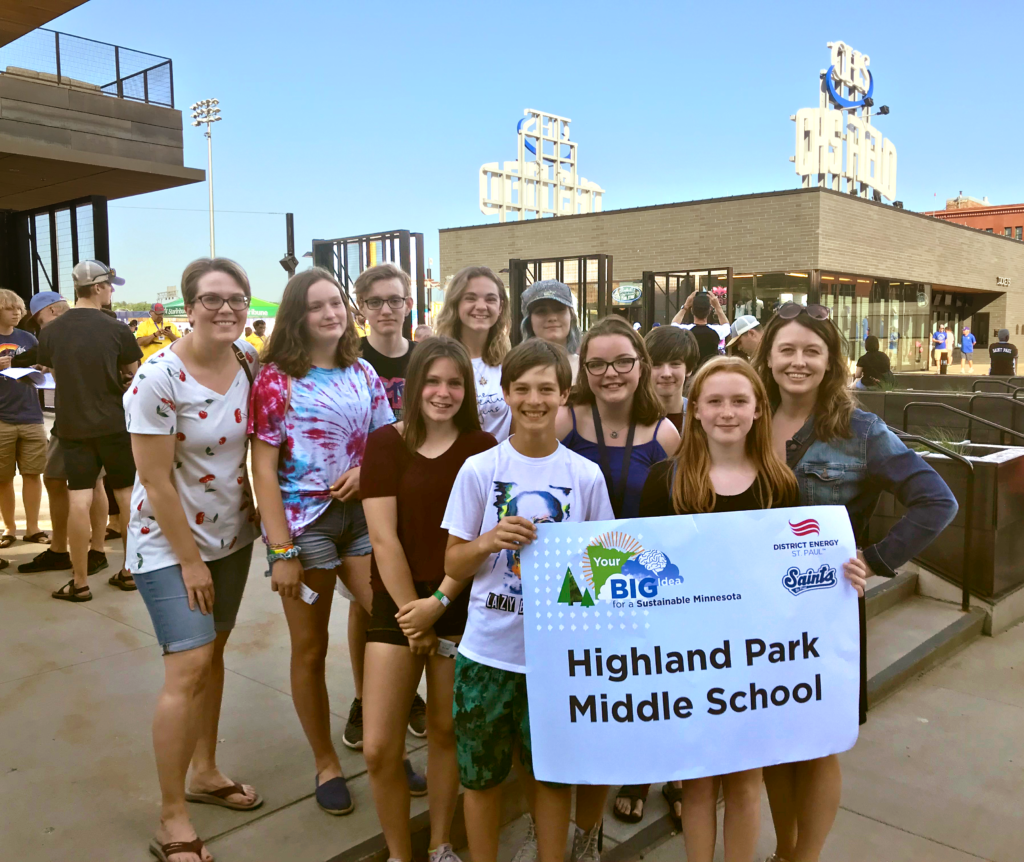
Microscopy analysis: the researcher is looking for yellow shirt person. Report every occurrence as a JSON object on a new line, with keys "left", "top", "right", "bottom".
{"left": 136, "top": 303, "right": 181, "bottom": 362}
{"left": 245, "top": 322, "right": 267, "bottom": 353}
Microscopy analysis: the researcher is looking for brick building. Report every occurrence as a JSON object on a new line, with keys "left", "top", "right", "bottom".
{"left": 439, "top": 187, "right": 1024, "bottom": 372}
{"left": 922, "top": 194, "right": 1024, "bottom": 242}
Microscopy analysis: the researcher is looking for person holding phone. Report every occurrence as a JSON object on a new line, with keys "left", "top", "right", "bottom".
{"left": 137, "top": 303, "right": 182, "bottom": 363}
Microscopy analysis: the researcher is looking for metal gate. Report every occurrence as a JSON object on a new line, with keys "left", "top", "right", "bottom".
{"left": 311, "top": 230, "right": 426, "bottom": 336}
{"left": 507, "top": 254, "right": 613, "bottom": 345}
{"left": 641, "top": 268, "right": 734, "bottom": 331}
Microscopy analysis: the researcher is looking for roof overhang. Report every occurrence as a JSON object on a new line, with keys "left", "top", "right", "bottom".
{"left": 0, "top": 134, "right": 204, "bottom": 210}
{"left": 0, "top": 1, "right": 88, "bottom": 48}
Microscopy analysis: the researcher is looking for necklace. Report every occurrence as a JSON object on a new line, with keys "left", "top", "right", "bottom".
{"left": 610, "top": 430, "right": 619, "bottom": 439}
{"left": 479, "top": 374, "right": 487, "bottom": 386}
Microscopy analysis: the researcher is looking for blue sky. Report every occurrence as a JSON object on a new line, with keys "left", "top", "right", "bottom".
{"left": 51, "top": 0, "right": 1022, "bottom": 303}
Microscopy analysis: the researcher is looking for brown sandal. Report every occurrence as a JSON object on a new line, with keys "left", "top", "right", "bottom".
{"left": 108, "top": 570, "right": 137, "bottom": 591}
{"left": 149, "top": 836, "right": 209, "bottom": 862}
{"left": 52, "top": 579, "right": 92, "bottom": 602}
{"left": 613, "top": 783, "right": 651, "bottom": 823}
{"left": 185, "top": 782, "right": 262, "bottom": 811}
{"left": 662, "top": 782, "right": 684, "bottom": 831}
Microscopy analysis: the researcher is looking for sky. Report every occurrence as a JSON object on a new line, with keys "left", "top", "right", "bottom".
{"left": 47, "top": 0, "right": 1024, "bottom": 304}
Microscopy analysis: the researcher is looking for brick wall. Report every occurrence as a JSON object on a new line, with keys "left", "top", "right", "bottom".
{"left": 439, "top": 187, "right": 1024, "bottom": 338}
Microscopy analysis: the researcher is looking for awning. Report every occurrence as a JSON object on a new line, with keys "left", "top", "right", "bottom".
{"left": 161, "top": 297, "right": 279, "bottom": 318}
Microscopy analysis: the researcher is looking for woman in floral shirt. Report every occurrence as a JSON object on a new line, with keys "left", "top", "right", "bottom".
{"left": 250, "top": 267, "right": 412, "bottom": 816}
{"left": 125, "top": 257, "right": 262, "bottom": 862}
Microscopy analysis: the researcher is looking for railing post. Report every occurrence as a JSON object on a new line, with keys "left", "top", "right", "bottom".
{"left": 115, "top": 45, "right": 123, "bottom": 99}
{"left": 54, "top": 31, "right": 61, "bottom": 85}
{"left": 143, "top": 69, "right": 149, "bottom": 104}
{"left": 168, "top": 59, "right": 175, "bottom": 109}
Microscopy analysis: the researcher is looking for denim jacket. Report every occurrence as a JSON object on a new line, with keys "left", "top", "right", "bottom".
{"left": 786, "top": 408, "right": 958, "bottom": 578}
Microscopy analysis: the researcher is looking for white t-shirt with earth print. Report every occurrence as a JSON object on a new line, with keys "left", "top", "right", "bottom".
{"left": 123, "top": 339, "right": 260, "bottom": 575}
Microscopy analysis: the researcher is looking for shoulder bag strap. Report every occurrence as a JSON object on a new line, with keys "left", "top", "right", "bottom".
{"left": 231, "top": 344, "right": 254, "bottom": 387}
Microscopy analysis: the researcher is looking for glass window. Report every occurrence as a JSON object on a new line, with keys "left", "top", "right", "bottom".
{"left": 732, "top": 272, "right": 810, "bottom": 329}
{"left": 1016, "top": 226, "right": 1022, "bottom": 241}
{"left": 986, "top": 228, "right": 994, "bottom": 234}
{"left": 1005, "top": 227, "right": 1013, "bottom": 237}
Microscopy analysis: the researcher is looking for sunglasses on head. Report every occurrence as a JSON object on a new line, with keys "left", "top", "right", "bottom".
{"left": 777, "top": 302, "right": 830, "bottom": 321}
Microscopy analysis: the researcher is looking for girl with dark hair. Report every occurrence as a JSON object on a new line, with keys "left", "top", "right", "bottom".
{"left": 435, "top": 266, "right": 512, "bottom": 440}
{"left": 753, "top": 303, "right": 956, "bottom": 862}
{"left": 554, "top": 315, "right": 680, "bottom": 857}
{"left": 361, "top": 337, "right": 496, "bottom": 862}
{"left": 640, "top": 357, "right": 866, "bottom": 862}
{"left": 249, "top": 268, "right": 422, "bottom": 816}
{"left": 519, "top": 280, "right": 583, "bottom": 379}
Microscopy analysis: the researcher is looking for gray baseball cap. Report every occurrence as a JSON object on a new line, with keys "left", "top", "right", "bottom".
{"left": 727, "top": 314, "right": 761, "bottom": 347}
{"left": 521, "top": 280, "right": 573, "bottom": 316}
{"left": 72, "top": 259, "right": 124, "bottom": 288}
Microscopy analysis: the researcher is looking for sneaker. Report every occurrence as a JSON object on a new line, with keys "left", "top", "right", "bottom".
{"left": 18, "top": 548, "right": 71, "bottom": 573}
{"left": 570, "top": 822, "right": 602, "bottom": 862}
{"left": 87, "top": 550, "right": 109, "bottom": 576}
{"left": 511, "top": 813, "right": 538, "bottom": 862}
{"left": 404, "top": 758, "right": 427, "bottom": 797}
{"left": 428, "top": 843, "right": 463, "bottom": 862}
{"left": 408, "top": 692, "right": 427, "bottom": 738}
{"left": 342, "top": 697, "right": 363, "bottom": 750}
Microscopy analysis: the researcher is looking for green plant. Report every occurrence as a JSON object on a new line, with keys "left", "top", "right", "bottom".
{"left": 911, "top": 426, "right": 971, "bottom": 457}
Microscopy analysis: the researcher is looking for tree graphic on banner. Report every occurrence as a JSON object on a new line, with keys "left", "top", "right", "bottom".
{"left": 557, "top": 568, "right": 595, "bottom": 606}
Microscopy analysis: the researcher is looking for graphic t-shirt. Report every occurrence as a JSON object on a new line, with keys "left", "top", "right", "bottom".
{"left": 123, "top": 340, "right": 260, "bottom": 574}
{"left": 248, "top": 360, "right": 394, "bottom": 536}
{"left": 961, "top": 333, "right": 976, "bottom": 354}
{"left": 360, "top": 337, "right": 416, "bottom": 419}
{"left": 0, "top": 329, "right": 43, "bottom": 425}
{"left": 37, "top": 308, "right": 144, "bottom": 440}
{"left": 442, "top": 440, "right": 613, "bottom": 673}
{"left": 932, "top": 330, "right": 948, "bottom": 350}
{"left": 856, "top": 350, "right": 891, "bottom": 387}
{"left": 472, "top": 357, "right": 511, "bottom": 441}
{"left": 362, "top": 425, "right": 497, "bottom": 593}
{"left": 989, "top": 342, "right": 1018, "bottom": 376}
{"left": 136, "top": 317, "right": 182, "bottom": 362}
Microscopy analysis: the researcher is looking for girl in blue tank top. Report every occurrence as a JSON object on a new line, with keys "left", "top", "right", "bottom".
{"left": 553, "top": 315, "right": 680, "bottom": 846}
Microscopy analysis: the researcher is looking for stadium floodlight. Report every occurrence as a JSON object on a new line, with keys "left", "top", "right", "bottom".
{"left": 191, "top": 99, "right": 223, "bottom": 256}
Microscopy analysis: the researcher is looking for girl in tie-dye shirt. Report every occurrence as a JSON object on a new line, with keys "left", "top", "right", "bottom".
{"left": 250, "top": 268, "right": 425, "bottom": 816}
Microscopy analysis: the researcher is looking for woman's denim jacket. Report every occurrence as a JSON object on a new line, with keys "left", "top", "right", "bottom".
{"left": 786, "top": 408, "right": 958, "bottom": 578}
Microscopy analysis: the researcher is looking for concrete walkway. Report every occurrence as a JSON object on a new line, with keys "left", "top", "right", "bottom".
{"left": 1, "top": 466, "right": 1021, "bottom": 861}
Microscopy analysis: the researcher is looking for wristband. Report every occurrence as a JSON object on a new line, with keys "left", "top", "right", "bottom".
{"left": 268, "top": 546, "right": 300, "bottom": 565}
{"left": 433, "top": 589, "right": 451, "bottom": 608}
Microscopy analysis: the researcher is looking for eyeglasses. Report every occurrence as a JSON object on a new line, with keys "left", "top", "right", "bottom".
{"left": 362, "top": 296, "right": 407, "bottom": 311}
{"left": 584, "top": 356, "right": 639, "bottom": 376}
{"left": 777, "top": 302, "right": 830, "bottom": 321}
{"left": 196, "top": 294, "right": 251, "bottom": 311}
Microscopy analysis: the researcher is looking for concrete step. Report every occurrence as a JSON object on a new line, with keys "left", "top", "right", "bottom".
{"left": 864, "top": 571, "right": 918, "bottom": 620}
{"left": 866, "top": 595, "right": 986, "bottom": 708}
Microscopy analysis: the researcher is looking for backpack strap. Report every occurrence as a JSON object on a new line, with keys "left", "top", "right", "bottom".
{"left": 231, "top": 344, "right": 254, "bottom": 387}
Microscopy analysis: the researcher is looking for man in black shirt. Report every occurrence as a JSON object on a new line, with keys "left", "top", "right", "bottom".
{"left": 672, "top": 291, "right": 731, "bottom": 368}
{"left": 37, "top": 260, "right": 143, "bottom": 601}
{"left": 354, "top": 263, "right": 416, "bottom": 419}
{"left": 989, "top": 329, "right": 1018, "bottom": 376}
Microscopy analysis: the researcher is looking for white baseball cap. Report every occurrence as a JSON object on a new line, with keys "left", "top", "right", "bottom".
{"left": 727, "top": 314, "right": 761, "bottom": 347}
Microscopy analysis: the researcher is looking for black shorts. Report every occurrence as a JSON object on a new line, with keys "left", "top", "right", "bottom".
{"left": 60, "top": 432, "right": 136, "bottom": 491}
{"left": 366, "top": 579, "right": 470, "bottom": 647}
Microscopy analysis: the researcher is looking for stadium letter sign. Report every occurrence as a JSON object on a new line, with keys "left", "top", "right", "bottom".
{"left": 521, "top": 506, "right": 860, "bottom": 784}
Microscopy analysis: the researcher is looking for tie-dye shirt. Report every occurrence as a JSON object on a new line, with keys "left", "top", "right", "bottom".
{"left": 248, "top": 360, "right": 395, "bottom": 536}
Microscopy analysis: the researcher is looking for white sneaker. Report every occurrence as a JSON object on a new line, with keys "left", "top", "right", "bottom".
{"left": 511, "top": 813, "right": 538, "bottom": 862}
{"left": 428, "top": 844, "right": 463, "bottom": 862}
{"left": 570, "top": 822, "right": 601, "bottom": 862}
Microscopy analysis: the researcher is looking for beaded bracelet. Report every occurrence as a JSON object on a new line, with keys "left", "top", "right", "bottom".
{"left": 266, "top": 540, "right": 294, "bottom": 551}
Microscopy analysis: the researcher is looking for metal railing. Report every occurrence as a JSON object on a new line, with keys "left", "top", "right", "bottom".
{"left": 0, "top": 28, "right": 173, "bottom": 108}
{"left": 888, "top": 427, "right": 974, "bottom": 612}
{"left": 902, "top": 401, "right": 1024, "bottom": 447}
{"left": 966, "top": 393, "right": 1024, "bottom": 438}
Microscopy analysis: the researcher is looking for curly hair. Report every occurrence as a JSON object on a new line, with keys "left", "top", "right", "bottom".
{"left": 434, "top": 266, "right": 510, "bottom": 367}
{"left": 262, "top": 267, "right": 360, "bottom": 377}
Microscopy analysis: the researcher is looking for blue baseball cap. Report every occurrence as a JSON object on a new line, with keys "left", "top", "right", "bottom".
{"left": 30, "top": 291, "right": 65, "bottom": 316}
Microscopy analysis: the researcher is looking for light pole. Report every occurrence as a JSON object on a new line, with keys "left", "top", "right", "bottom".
{"left": 191, "top": 98, "right": 221, "bottom": 257}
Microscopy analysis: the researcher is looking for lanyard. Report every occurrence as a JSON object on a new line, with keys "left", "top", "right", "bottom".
{"left": 592, "top": 404, "right": 636, "bottom": 517}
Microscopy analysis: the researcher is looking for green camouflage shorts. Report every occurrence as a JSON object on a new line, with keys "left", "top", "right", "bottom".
{"left": 453, "top": 654, "right": 535, "bottom": 790}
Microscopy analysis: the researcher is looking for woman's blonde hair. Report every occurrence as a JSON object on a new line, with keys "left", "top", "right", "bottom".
{"left": 671, "top": 357, "right": 797, "bottom": 513}
{"left": 435, "top": 266, "right": 510, "bottom": 367}
{"left": 752, "top": 312, "right": 855, "bottom": 442}
{"left": 570, "top": 315, "right": 662, "bottom": 426}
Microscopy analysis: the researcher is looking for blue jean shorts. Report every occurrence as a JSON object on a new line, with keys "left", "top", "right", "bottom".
{"left": 294, "top": 498, "right": 372, "bottom": 571}
{"left": 134, "top": 543, "right": 254, "bottom": 654}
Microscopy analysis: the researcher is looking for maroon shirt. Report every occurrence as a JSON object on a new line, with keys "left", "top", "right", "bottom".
{"left": 361, "top": 425, "right": 497, "bottom": 593}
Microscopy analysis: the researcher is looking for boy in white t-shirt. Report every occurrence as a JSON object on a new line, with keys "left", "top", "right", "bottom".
{"left": 442, "top": 339, "right": 613, "bottom": 862}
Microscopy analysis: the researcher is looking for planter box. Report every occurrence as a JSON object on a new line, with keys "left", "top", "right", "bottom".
{"left": 869, "top": 444, "right": 1024, "bottom": 598}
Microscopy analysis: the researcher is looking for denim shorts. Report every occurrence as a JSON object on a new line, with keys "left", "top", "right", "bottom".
{"left": 134, "top": 543, "right": 254, "bottom": 654}
{"left": 294, "top": 499, "right": 372, "bottom": 571}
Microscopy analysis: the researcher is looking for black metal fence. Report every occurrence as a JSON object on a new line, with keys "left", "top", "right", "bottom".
{"left": 508, "top": 255, "right": 613, "bottom": 345}
{"left": 0, "top": 28, "right": 173, "bottom": 108}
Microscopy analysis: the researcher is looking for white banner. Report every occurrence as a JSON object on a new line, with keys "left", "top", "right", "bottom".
{"left": 521, "top": 505, "right": 860, "bottom": 784}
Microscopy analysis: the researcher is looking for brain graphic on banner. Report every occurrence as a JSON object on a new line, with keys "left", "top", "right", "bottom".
{"left": 520, "top": 506, "right": 861, "bottom": 785}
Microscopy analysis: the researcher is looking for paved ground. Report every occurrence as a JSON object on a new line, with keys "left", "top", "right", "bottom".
{"left": 1, "top": 466, "right": 1021, "bottom": 862}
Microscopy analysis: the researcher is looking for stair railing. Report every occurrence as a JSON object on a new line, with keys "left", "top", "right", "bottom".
{"left": 887, "top": 427, "right": 974, "bottom": 612}
{"left": 966, "top": 393, "right": 1024, "bottom": 440}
